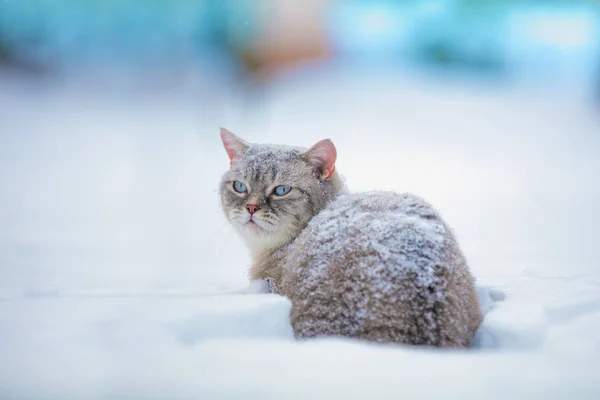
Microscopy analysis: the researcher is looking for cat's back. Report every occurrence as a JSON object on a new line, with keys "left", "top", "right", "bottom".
{"left": 284, "top": 191, "right": 453, "bottom": 293}
{"left": 281, "top": 191, "right": 482, "bottom": 348}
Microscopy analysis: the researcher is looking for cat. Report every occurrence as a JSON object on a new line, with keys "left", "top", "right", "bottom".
{"left": 219, "top": 128, "right": 483, "bottom": 348}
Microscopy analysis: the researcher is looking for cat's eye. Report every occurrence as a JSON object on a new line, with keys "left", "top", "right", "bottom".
{"left": 273, "top": 185, "right": 292, "bottom": 196}
{"left": 233, "top": 181, "right": 247, "bottom": 193}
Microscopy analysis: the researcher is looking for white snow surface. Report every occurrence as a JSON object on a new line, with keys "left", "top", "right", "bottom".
{"left": 1, "top": 65, "right": 600, "bottom": 398}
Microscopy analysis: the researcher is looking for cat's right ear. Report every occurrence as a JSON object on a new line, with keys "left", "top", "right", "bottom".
{"left": 220, "top": 128, "right": 249, "bottom": 166}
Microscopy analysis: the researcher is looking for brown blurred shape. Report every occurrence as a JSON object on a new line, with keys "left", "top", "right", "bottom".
{"left": 237, "top": 0, "right": 332, "bottom": 82}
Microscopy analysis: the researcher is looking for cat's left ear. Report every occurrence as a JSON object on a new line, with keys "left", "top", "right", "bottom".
{"left": 220, "top": 128, "right": 249, "bottom": 166}
{"left": 301, "top": 139, "right": 337, "bottom": 181}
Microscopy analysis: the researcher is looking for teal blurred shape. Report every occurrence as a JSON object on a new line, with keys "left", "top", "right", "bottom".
{"left": 327, "top": 0, "right": 600, "bottom": 83}
{"left": 0, "top": 0, "right": 261, "bottom": 67}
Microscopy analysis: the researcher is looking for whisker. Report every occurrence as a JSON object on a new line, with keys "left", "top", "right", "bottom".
{"left": 259, "top": 217, "right": 277, "bottom": 225}
{"left": 278, "top": 208, "right": 303, "bottom": 222}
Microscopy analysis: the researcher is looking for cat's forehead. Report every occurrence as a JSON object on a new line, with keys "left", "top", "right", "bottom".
{"left": 237, "top": 144, "right": 307, "bottom": 176}
{"left": 245, "top": 143, "right": 305, "bottom": 161}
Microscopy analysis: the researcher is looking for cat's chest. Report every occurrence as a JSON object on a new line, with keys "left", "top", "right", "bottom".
{"left": 250, "top": 248, "right": 289, "bottom": 291}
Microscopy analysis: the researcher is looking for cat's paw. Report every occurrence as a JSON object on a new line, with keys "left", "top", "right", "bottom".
{"left": 241, "top": 279, "right": 271, "bottom": 294}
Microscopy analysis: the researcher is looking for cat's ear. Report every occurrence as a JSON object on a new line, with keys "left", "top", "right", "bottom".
{"left": 301, "top": 139, "right": 337, "bottom": 181}
{"left": 220, "top": 128, "right": 249, "bottom": 166}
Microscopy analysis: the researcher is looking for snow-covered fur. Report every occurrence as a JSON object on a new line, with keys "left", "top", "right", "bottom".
{"left": 219, "top": 129, "right": 482, "bottom": 348}
{"left": 282, "top": 191, "right": 483, "bottom": 348}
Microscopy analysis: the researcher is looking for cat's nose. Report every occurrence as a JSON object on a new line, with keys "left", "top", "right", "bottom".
{"left": 246, "top": 204, "right": 260, "bottom": 214}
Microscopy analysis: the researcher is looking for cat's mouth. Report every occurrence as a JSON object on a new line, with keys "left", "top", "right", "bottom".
{"left": 243, "top": 218, "right": 266, "bottom": 234}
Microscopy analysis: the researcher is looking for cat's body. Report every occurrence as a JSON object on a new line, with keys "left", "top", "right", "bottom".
{"left": 282, "top": 191, "right": 482, "bottom": 347}
{"left": 219, "top": 128, "right": 482, "bottom": 348}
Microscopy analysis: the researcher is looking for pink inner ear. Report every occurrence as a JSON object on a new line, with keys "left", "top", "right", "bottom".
{"left": 324, "top": 164, "right": 335, "bottom": 180}
{"left": 220, "top": 128, "right": 248, "bottom": 163}
{"left": 305, "top": 139, "right": 337, "bottom": 180}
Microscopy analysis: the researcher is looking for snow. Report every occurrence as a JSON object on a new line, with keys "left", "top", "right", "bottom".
{"left": 1, "top": 65, "right": 600, "bottom": 398}
{"left": 187, "top": 338, "right": 600, "bottom": 400}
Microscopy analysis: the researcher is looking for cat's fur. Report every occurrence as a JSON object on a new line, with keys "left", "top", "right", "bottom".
{"left": 219, "top": 128, "right": 483, "bottom": 348}
{"left": 282, "top": 191, "right": 482, "bottom": 347}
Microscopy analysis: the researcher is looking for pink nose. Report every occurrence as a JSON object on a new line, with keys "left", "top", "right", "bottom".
{"left": 246, "top": 204, "right": 260, "bottom": 214}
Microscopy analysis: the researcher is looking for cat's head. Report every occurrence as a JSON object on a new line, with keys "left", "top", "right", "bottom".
{"left": 219, "top": 128, "right": 345, "bottom": 256}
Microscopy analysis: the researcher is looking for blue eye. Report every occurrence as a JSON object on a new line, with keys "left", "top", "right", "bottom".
{"left": 273, "top": 185, "right": 292, "bottom": 196}
{"left": 233, "top": 181, "right": 247, "bottom": 193}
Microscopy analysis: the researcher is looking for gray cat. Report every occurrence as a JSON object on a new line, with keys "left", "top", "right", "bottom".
{"left": 219, "top": 128, "right": 482, "bottom": 348}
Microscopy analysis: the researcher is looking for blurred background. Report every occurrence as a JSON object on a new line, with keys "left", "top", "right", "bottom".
{"left": 1, "top": 0, "right": 599, "bottom": 87}
{"left": 1, "top": 0, "right": 599, "bottom": 296}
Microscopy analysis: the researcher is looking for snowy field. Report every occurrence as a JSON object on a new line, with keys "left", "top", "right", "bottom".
{"left": 1, "top": 65, "right": 600, "bottom": 399}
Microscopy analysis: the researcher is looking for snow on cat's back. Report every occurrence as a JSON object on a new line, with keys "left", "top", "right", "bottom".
{"left": 281, "top": 191, "right": 483, "bottom": 348}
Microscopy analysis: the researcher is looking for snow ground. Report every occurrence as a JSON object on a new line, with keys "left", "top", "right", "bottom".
{"left": 1, "top": 65, "right": 599, "bottom": 399}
